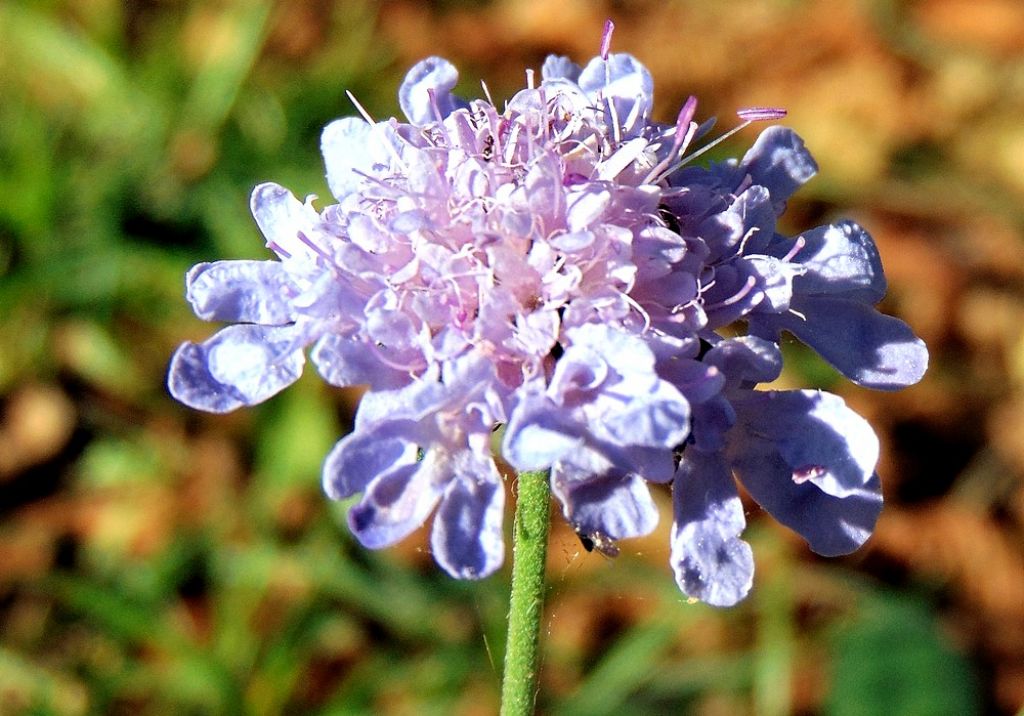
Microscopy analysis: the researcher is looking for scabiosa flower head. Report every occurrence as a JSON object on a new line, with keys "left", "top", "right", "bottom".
{"left": 169, "top": 28, "right": 927, "bottom": 601}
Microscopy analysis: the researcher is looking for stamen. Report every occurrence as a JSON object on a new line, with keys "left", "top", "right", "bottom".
{"left": 266, "top": 241, "right": 292, "bottom": 259}
{"left": 642, "top": 96, "right": 698, "bottom": 183}
{"left": 346, "top": 90, "right": 376, "bottom": 124}
{"left": 623, "top": 293, "right": 652, "bottom": 333}
{"left": 736, "top": 226, "right": 759, "bottom": 256}
{"left": 606, "top": 95, "right": 623, "bottom": 146}
{"left": 296, "top": 231, "right": 333, "bottom": 265}
{"left": 600, "top": 19, "right": 615, "bottom": 60}
{"left": 525, "top": 68, "right": 535, "bottom": 90}
{"left": 705, "top": 275, "right": 757, "bottom": 310}
{"left": 651, "top": 120, "right": 753, "bottom": 183}
{"left": 426, "top": 88, "right": 444, "bottom": 124}
{"left": 503, "top": 121, "right": 522, "bottom": 164}
{"left": 671, "top": 96, "right": 698, "bottom": 153}
{"left": 480, "top": 80, "right": 495, "bottom": 107}
{"left": 780, "top": 235, "right": 806, "bottom": 263}
{"left": 736, "top": 106, "right": 787, "bottom": 121}
{"left": 678, "top": 121, "right": 751, "bottom": 166}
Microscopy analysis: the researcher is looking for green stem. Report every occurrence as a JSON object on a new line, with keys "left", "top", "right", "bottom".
{"left": 500, "top": 469, "right": 552, "bottom": 716}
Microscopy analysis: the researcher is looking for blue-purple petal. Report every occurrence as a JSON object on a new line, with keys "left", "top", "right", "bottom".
{"left": 250, "top": 183, "right": 319, "bottom": 260}
{"left": 552, "top": 465, "right": 658, "bottom": 540}
{"left": 740, "top": 127, "right": 818, "bottom": 206}
{"left": 578, "top": 53, "right": 654, "bottom": 136}
{"left": 541, "top": 55, "right": 581, "bottom": 82}
{"left": 697, "top": 185, "right": 775, "bottom": 261}
{"left": 749, "top": 295, "right": 928, "bottom": 390}
{"left": 321, "top": 117, "right": 374, "bottom": 201}
{"left": 322, "top": 423, "right": 420, "bottom": 499}
{"left": 671, "top": 450, "right": 753, "bottom": 606}
{"left": 600, "top": 382, "right": 690, "bottom": 449}
{"left": 728, "top": 390, "right": 884, "bottom": 556}
{"left": 787, "top": 221, "right": 887, "bottom": 303}
{"left": 167, "top": 342, "right": 246, "bottom": 413}
{"left": 502, "top": 396, "right": 584, "bottom": 471}
{"left": 732, "top": 390, "right": 879, "bottom": 498}
{"left": 704, "top": 335, "right": 783, "bottom": 387}
{"left": 735, "top": 450, "right": 884, "bottom": 557}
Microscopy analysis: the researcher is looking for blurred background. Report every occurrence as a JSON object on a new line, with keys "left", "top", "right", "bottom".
{"left": 1, "top": 0, "right": 1023, "bottom": 713}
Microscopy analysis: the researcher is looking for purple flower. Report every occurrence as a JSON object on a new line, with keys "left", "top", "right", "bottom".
{"left": 168, "top": 36, "right": 926, "bottom": 599}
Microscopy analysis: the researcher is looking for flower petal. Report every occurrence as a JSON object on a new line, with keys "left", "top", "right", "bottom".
{"left": 578, "top": 53, "right": 654, "bottom": 137}
{"left": 740, "top": 126, "right": 818, "bottom": 206}
{"left": 671, "top": 450, "right": 754, "bottom": 606}
{"left": 733, "top": 390, "right": 879, "bottom": 498}
{"left": 697, "top": 185, "right": 775, "bottom": 261}
{"left": 206, "top": 325, "right": 305, "bottom": 401}
{"left": 250, "top": 183, "right": 320, "bottom": 261}
{"left": 354, "top": 373, "right": 449, "bottom": 427}
{"left": 321, "top": 117, "right": 374, "bottom": 201}
{"left": 398, "top": 56, "right": 468, "bottom": 125}
{"left": 310, "top": 334, "right": 411, "bottom": 389}
{"left": 749, "top": 295, "right": 928, "bottom": 390}
{"left": 704, "top": 335, "right": 783, "bottom": 387}
{"left": 553, "top": 462, "right": 659, "bottom": 540}
{"left": 541, "top": 55, "right": 581, "bottom": 82}
{"left": 348, "top": 460, "right": 444, "bottom": 549}
{"left": 185, "top": 260, "right": 295, "bottom": 324}
{"left": 728, "top": 390, "right": 884, "bottom": 556}
{"left": 167, "top": 325, "right": 305, "bottom": 412}
{"left": 788, "top": 221, "right": 887, "bottom": 303}
{"left": 167, "top": 342, "right": 246, "bottom": 413}
{"left": 599, "top": 381, "right": 690, "bottom": 449}
{"left": 431, "top": 456, "right": 505, "bottom": 580}
{"left": 503, "top": 396, "right": 584, "bottom": 471}
{"left": 321, "top": 421, "right": 420, "bottom": 500}
{"left": 747, "top": 255, "right": 802, "bottom": 313}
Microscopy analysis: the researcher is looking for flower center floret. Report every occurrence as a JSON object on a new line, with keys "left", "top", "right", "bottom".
{"left": 326, "top": 81, "right": 667, "bottom": 389}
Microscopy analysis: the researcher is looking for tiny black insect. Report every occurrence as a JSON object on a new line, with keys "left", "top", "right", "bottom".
{"left": 575, "top": 526, "right": 620, "bottom": 558}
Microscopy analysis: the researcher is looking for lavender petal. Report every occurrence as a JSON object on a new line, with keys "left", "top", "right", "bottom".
{"left": 185, "top": 260, "right": 294, "bottom": 324}
{"left": 431, "top": 458, "right": 505, "bottom": 580}
{"left": 167, "top": 325, "right": 304, "bottom": 412}
{"left": 398, "top": 56, "right": 468, "bottom": 126}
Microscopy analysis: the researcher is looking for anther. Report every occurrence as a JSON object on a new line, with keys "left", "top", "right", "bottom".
{"left": 781, "top": 236, "right": 806, "bottom": 263}
{"left": 600, "top": 19, "right": 615, "bottom": 60}
{"left": 736, "top": 107, "right": 787, "bottom": 121}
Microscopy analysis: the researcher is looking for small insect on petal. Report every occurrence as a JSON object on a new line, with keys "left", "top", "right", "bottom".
{"left": 576, "top": 526, "right": 620, "bottom": 558}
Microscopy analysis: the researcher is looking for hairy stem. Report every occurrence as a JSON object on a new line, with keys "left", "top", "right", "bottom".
{"left": 500, "top": 469, "right": 551, "bottom": 716}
